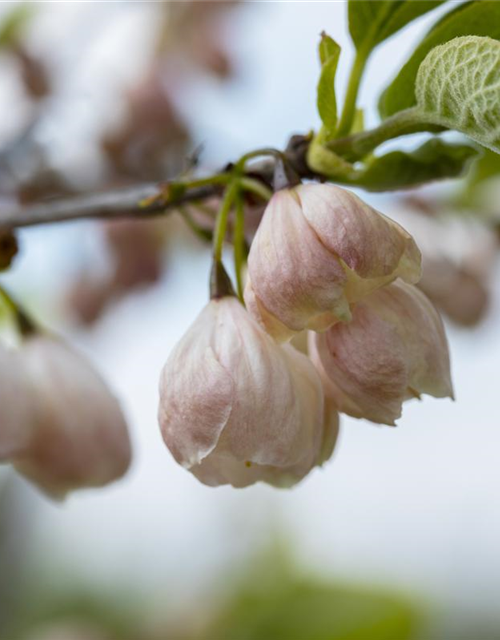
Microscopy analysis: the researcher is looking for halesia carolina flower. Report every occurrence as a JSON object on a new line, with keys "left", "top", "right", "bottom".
{"left": 12, "top": 336, "right": 132, "bottom": 499}
{"left": 158, "top": 297, "right": 339, "bottom": 488}
{"left": 0, "top": 345, "right": 34, "bottom": 461}
{"left": 245, "top": 184, "right": 421, "bottom": 341}
{"left": 309, "top": 280, "right": 453, "bottom": 426}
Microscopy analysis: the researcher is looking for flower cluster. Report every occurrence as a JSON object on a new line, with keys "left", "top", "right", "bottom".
{"left": 0, "top": 334, "right": 131, "bottom": 499}
{"left": 159, "top": 184, "right": 453, "bottom": 488}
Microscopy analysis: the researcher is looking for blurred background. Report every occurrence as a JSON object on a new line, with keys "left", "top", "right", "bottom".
{"left": 0, "top": 2, "right": 499, "bottom": 639}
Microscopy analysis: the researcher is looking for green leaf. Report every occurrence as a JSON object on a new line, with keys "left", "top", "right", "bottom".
{"left": 348, "top": 1, "right": 445, "bottom": 53}
{"left": 319, "top": 31, "right": 339, "bottom": 65}
{"left": 347, "top": 139, "right": 479, "bottom": 192}
{"left": 317, "top": 33, "right": 341, "bottom": 135}
{"left": 414, "top": 36, "right": 500, "bottom": 153}
{"left": 380, "top": 1, "right": 500, "bottom": 118}
{"left": 466, "top": 148, "right": 500, "bottom": 189}
{"left": 457, "top": 147, "right": 500, "bottom": 207}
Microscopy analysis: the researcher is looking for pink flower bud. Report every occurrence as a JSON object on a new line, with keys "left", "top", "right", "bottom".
{"left": 158, "top": 297, "right": 338, "bottom": 488}
{"left": 309, "top": 280, "right": 453, "bottom": 426}
{"left": 245, "top": 184, "right": 421, "bottom": 341}
{"left": 0, "top": 346, "right": 34, "bottom": 460}
{"left": 13, "top": 337, "right": 132, "bottom": 499}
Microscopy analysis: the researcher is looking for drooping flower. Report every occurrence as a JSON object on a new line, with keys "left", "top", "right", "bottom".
{"left": 0, "top": 345, "right": 34, "bottom": 461}
{"left": 309, "top": 280, "right": 453, "bottom": 426}
{"left": 158, "top": 296, "right": 338, "bottom": 488}
{"left": 245, "top": 184, "right": 421, "bottom": 341}
{"left": 13, "top": 336, "right": 132, "bottom": 499}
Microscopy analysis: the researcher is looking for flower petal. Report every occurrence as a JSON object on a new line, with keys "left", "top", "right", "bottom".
{"left": 310, "top": 305, "right": 408, "bottom": 426}
{"left": 369, "top": 281, "right": 453, "bottom": 400}
{"left": 317, "top": 397, "right": 340, "bottom": 466}
{"left": 246, "top": 189, "right": 350, "bottom": 340}
{"left": 159, "top": 308, "right": 235, "bottom": 469}
{"left": 14, "top": 337, "right": 131, "bottom": 499}
{"left": 310, "top": 281, "right": 452, "bottom": 426}
{"left": 0, "top": 346, "right": 34, "bottom": 460}
{"left": 211, "top": 301, "right": 324, "bottom": 472}
{"left": 297, "top": 184, "right": 422, "bottom": 300}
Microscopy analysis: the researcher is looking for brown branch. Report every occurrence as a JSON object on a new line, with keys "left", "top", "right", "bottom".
{"left": 0, "top": 135, "right": 311, "bottom": 231}
{"left": 0, "top": 183, "right": 220, "bottom": 231}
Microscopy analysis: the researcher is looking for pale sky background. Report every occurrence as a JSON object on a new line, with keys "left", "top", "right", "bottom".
{"left": 1, "top": 1, "right": 499, "bottom": 631}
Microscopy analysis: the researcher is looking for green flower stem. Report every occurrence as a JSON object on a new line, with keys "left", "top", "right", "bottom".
{"left": 233, "top": 192, "right": 246, "bottom": 302}
{"left": 210, "top": 179, "right": 239, "bottom": 300}
{"left": 336, "top": 46, "right": 370, "bottom": 138}
{"left": 213, "top": 180, "right": 239, "bottom": 264}
{"left": 235, "top": 147, "right": 283, "bottom": 172}
{"left": 181, "top": 173, "right": 231, "bottom": 191}
{"left": 0, "top": 284, "right": 37, "bottom": 337}
{"left": 329, "top": 107, "right": 433, "bottom": 160}
{"left": 239, "top": 177, "right": 273, "bottom": 202}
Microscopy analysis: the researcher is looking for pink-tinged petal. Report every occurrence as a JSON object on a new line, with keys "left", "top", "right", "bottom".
{"left": 310, "top": 281, "right": 453, "bottom": 426}
{"left": 244, "top": 278, "right": 298, "bottom": 343}
{"left": 190, "top": 453, "right": 307, "bottom": 489}
{"left": 297, "top": 184, "right": 422, "bottom": 300}
{"left": 159, "top": 298, "right": 334, "bottom": 488}
{"left": 0, "top": 346, "right": 34, "bottom": 461}
{"left": 206, "top": 301, "right": 324, "bottom": 471}
{"left": 246, "top": 189, "right": 350, "bottom": 340}
{"left": 158, "top": 303, "right": 235, "bottom": 469}
{"left": 13, "top": 337, "right": 131, "bottom": 499}
{"left": 276, "top": 342, "right": 325, "bottom": 469}
{"left": 191, "top": 356, "right": 337, "bottom": 488}
{"left": 310, "top": 306, "right": 408, "bottom": 426}
{"left": 367, "top": 281, "right": 453, "bottom": 400}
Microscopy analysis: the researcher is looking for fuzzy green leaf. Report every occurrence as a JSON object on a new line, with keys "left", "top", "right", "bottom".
{"left": 414, "top": 36, "right": 500, "bottom": 153}
{"left": 348, "top": 1, "right": 445, "bottom": 52}
{"left": 317, "top": 34, "right": 341, "bottom": 135}
{"left": 380, "top": 1, "right": 500, "bottom": 118}
{"left": 347, "top": 139, "right": 478, "bottom": 192}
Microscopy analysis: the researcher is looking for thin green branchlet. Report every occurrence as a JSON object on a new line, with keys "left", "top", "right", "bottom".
{"left": 233, "top": 191, "right": 246, "bottom": 302}
{"left": 212, "top": 180, "right": 239, "bottom": 266}
{"left": 328, "top": 108, "right": 434, "bottom": 161}
{"left": 209, "top": 149, "right": 278, "bottom": 300}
